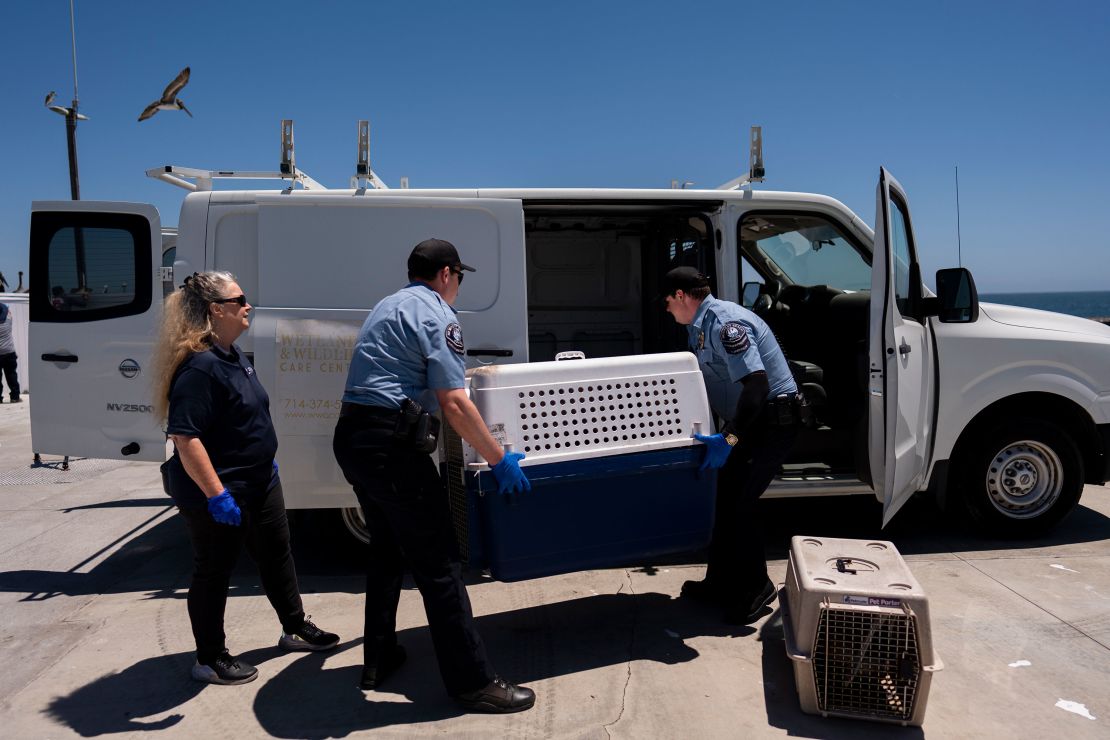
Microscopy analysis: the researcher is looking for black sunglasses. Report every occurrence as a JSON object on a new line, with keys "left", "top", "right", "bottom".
{"left": 450, "top": 269, "right": 465, "bottom": 285}
{"left": 213, "top": 294, "right": 248, "bottom": 307}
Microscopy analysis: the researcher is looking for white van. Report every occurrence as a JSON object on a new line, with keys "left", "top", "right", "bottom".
{"left": 27, "top": 168, "right": 1110, "bottom": 541}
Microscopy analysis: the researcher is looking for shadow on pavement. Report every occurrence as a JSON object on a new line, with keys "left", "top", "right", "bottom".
{"left": 760, "top": 492, "right": 1110, "bottom": 560}
{"left": 60, "top": 498, "right": 177, "bottom": 512}
{"left": 45, "top": 653, "right": 198, "bottom": 735}
{"left": 44, "top": 644, "right": 294, "bottom": 736}
{"left": 0, "top": 510, "right": 365, "bottom": 602}
{"left": 4, "top": 489, "right": 1107, "bottom": 602}
{"left": 252, "top": 590, "right": 747, "bottom": 738}
{"left": 45, "top": 590, "right": 739, "bottom": 737}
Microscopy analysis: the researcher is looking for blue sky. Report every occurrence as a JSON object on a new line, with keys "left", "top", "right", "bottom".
{"left": 1, "top": 0, "right": 1107, "bottom": 293}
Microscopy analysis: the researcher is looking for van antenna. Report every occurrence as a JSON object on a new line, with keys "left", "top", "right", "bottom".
{"left": 717, "top": 126, "right": 765, "bottom": 190}
{"left": 955, "top": 165, "right": 963, "bottom": 267}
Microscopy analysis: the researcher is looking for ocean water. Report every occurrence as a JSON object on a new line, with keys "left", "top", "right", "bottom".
{"left": 979, "top": 291, "right": 1110, "bottom": 320}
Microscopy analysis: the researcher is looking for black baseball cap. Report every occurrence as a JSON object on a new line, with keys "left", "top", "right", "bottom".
{"left": 407, "top": 238, "right": 476, "bottom": 275}
{"left": 660, "top": 266, "right": 711, "bottom": 298}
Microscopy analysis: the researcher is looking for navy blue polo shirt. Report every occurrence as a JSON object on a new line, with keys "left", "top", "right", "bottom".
{"left": 164, "top": 343, "right": 278, "bottom": 509}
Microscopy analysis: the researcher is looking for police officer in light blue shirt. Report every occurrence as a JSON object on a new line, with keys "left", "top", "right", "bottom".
{"left": 332, "top": 238, "right": 535, "bottom": 713}
{"left": 662, "top": 267, "right": 801, "bottom": 625}
{"left": 342, "top": 275, "right": 470, "bottom": 414}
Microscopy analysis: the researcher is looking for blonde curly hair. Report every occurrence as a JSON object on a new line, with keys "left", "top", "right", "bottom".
{"left": 151, "top": 271, "right": 237, "bottom": 422}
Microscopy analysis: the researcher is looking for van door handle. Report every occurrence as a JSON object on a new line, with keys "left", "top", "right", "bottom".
{"left": 42, "top": 353, "right": 79, "bottom": 363}
{"left": 898, "top": 340, "right": 912, "bottom": 356}
{"left": 466, "top": 348, "right": 513, "bottom": 357}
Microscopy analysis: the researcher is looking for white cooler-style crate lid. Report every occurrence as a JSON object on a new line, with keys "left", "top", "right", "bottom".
{"left": 460, "top": 352, "right": 712, "bottom": 468}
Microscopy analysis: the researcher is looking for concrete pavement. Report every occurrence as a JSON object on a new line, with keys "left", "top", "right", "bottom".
{"left": 1, "top": 396, "right": 1108, "bottom": 738}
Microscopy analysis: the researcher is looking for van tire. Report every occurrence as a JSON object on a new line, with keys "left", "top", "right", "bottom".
{"left": 955, "top": 418, "right": 1083, "bottom": 537}
{"left": 339, "top": 506, "right": 371, "bottom": 547}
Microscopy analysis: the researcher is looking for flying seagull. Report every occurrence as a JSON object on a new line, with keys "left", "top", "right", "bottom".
{"left": 138, "top": 67, "right": 192, "bottom": 122}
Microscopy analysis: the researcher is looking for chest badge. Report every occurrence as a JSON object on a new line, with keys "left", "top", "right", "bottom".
{"left": 445, "top": 322, "right": 465, "bottom": 355}
{"left": 696, "top": 331, "right": 705, "bottom": 350}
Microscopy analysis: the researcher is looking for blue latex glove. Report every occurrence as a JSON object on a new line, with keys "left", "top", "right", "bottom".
{"left": 272, "top": 459, "right": 279, "bottom": 475}
{"left": 491, "top": 452, "right": 532, "bottom": 495}
{"left": 207, "top": 489, "right": 242, "bottom": 526}
{"left": 693, "top": 433, "right": 732, "bottom": 471}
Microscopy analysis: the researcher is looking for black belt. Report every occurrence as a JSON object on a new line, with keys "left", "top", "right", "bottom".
{"left": 339, "top": 402, "right": 400, "bottom": 421}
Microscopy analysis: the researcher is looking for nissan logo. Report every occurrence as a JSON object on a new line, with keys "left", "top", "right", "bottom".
{"left": 119, "top": 359, "right": 141, "bottom": 379}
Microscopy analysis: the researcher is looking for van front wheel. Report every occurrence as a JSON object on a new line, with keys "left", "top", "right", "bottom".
{"left": 340, "top": 506, "right": 371, "bottom": 546}
{"left": 956, "top": 419, "right": 1083, "bottom": 536}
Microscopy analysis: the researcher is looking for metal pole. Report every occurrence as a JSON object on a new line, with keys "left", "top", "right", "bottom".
{"left": 68, "top": 0, "right": 86, "bottom": 289}
{"left": 66, "top": 109, "right": 80, "bottom": 200}
{"left": 955, "top": 165, "right": 962, "bottom": 268}
{"left": 70, "top": 0, "right": 79, "bottom": 105}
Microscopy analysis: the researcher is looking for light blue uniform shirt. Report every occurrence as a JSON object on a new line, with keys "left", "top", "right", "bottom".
{"left": 687, "top": 295, "right": 797, "bottom": 423}
{"left": 342, "top": 283, "right": 467, "bottom": 413}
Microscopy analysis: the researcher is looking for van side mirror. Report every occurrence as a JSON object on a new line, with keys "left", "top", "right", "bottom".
{"left": 933, "top": 267, "right": 979, "bottom": 323}
{"left": 741, "top": 281, "right": 762, "bottom": 308}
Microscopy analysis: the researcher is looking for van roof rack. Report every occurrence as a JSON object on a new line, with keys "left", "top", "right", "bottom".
{"left": 146, "top": 118, "right": 390, "bottom": 192}
{"left": 146, "top": 164, "right": 327, "bottom": 192}
{"left": 717, "top": 126, "right": 765, "bottom": 190}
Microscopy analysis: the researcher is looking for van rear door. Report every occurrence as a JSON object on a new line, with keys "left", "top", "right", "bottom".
{"left": 868, "top": 170, "right": 934, "bottom": 525}
{"left": 29, "top": 202, "right": 166, "bottom": 462}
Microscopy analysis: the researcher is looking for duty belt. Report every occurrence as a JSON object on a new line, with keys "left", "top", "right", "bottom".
{"left": 765, "top": 393, "right": 804, "bottom": 427}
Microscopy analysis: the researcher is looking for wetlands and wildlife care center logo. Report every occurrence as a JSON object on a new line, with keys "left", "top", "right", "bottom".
{"left": 720, "top": 321, "right": 750, "bottom": 354}
{"left": 119, "top": 359, "right": 141, "bottom": 379}
{"left": 445, "top": 322, "right": 465, "bottom": 355}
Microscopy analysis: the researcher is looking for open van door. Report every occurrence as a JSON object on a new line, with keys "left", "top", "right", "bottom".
{"left": 868, "top": 170, "right": 934, "bottom": 525}
{"left": 29, "top": 202, "right": 166, "bottom": 462}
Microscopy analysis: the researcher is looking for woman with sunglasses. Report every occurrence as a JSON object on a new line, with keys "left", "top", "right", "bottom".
{"left": 152, "top": 271, "right": 339, "bottom": 685}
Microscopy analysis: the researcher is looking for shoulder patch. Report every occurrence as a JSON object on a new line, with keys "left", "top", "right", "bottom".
{"left": 445, "top": 322, "right": 465, "bottom": 355}
{"left": 720, "top": 321, "right": 751, "bottom": 354}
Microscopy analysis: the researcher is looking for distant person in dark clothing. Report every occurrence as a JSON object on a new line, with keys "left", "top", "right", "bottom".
{"left": 152, "top": 271, "right": 339, "bottom": 685}
{"left": 0, "top": 301, "right": 20, "bottom": 403}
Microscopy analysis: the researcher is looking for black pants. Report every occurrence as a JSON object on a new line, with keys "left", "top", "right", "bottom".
{"left": 333, "top": 412, "right": 493, "bottom": 696}
{"left": 0, "top": 352, "right": 18, "bottom": 401}
{"left": 705, "top": 417, "right": 799, "bottom": 597}
{"left": 177, "top": 481, "right": 305, "bottom": 664}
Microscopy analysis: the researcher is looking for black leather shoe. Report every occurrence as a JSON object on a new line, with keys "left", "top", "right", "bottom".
{"left": 454, "top": 676, "right": 535, "bottom": 713}
{"left": 680, "top": 578, "right": 724, "bottom": 604}
{"left": 723, "top": 579, "right": 777, "bottom": 625}
{"left": 359, "top": 645, "right": 407, "bottom": 690}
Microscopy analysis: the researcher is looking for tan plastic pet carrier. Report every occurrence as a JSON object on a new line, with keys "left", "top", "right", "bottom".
{"left": 780, "top": 536, "right": 943, "bottom": 727}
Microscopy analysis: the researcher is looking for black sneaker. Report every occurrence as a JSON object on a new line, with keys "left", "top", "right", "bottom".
{"left": 279, "top": 617, "right": 339, "bottom": 652}
{"left": 191, "top": 651, "right": 258, "bottom": 685}
{"left": 454, "top": 676, "right": 535, "bottom": 713}
{"left": 359, "top": 644, "right": 407, "bottom": 690}
{"left": 723, "top": 579, "right": 777, "bottom": 625}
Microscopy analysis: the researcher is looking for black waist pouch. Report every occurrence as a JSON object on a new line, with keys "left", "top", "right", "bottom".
{"left": 393, "top": 398, "right": 441, "bottom": 453}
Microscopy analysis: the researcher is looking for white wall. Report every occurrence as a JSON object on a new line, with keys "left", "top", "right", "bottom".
{"left": 0, "top": 293, "right": 29, "bottom": 392}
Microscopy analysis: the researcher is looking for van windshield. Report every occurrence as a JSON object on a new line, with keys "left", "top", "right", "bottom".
{"left": 743, "top": 214, "right": 871, "bottom": 291}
